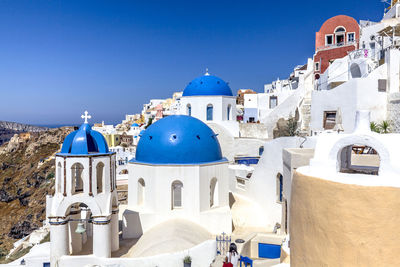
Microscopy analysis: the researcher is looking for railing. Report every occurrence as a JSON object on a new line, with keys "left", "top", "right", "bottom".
{"left": 216, "top": 232, "right": 231, "bottom": 256}
{"left": 348, "top": 48, "right": 371, "bottom": 60}
{"left": 316, "top": 41, "right": 358, "bottom": 52}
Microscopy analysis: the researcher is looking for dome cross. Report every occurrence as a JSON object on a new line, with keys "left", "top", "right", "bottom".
{"left": 205, "top": 68, "right": 210, "bottom": 76}
{"left": 81, "top": 110, "right": 92, "bottom": 124}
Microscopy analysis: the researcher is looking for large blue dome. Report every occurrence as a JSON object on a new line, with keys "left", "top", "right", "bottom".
{"left": 60, "top": 123, "right": 110, "bottom": 155}
{"left": 183, "top": 74, "right": 233, "bottom": 97}
{"left": 132, "top": 115, "right": 226, "bottom": 165}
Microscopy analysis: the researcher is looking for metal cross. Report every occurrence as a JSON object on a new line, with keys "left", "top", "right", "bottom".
{"left": 81, "top": 110, "right": 91, "bottom": 123}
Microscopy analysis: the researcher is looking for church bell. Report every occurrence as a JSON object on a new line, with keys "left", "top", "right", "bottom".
{"left": 75, "top": 222, "right": 86, "bottom": 234}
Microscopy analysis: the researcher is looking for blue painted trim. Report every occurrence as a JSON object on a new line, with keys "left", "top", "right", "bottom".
{"left": 56, "top": 152, "right": 115, "bottom": 157}
{"left": 129, "top": 157, "right": 229, "bottom": 166}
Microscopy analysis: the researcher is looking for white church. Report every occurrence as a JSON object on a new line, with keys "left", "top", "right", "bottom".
{"left": 178, "top": 70, "right": 239, "bottom": 137}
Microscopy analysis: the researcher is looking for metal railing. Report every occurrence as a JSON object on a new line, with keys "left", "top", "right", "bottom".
{"left": 216, "top": 232, "right": 231, "bottom": 256}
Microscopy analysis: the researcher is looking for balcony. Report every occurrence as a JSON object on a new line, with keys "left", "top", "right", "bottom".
{"left": 316, "top": 41, "right": 357, "bottom": 52}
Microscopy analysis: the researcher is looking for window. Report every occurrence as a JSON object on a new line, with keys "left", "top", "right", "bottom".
{"left": 71, "top": 163, "right": 84, "bottom": 194}
{"left": 325, "top": 34, "right": 333, "bottom": 46}
{"left": 259, "top": 146, "right": 264, "bottom": 156}
{"left": 249, "top": 117, "right": 255, "bottom": 123}
{"left": 276, "top": 173, "right": 283, "bottom": 203}
{"left": 206, "top": 104, "right": 213, "bottom": 121}
{"left": 186, "top": 104, "right": 191, "bottom": 116}
{"left": 227, "top": 105, "right": 231, "bottom": 121}
{"left": 323, "top": 111, "right": 337, "bottom": 130}
{"left": 335, "top": 26, "right": 346, "bottom": 33}
{"left": 378, "top": 79, "right": 387, "bottom": 92}
{"left": 269, "top": 96, "right": 278, "bottom": 109}
{"left": 335, "top": 26, "right": 346, "bottom": 45}
{"left": 137, "top": 178, "right": 145, "bottom": 205}
{"left": 57, "top": 162, "right": 62, "bottom": 193}
{"left": 171, "top": 180, "right": 183, "bottom": 209}
{"left": 315, "top": 62, "right": 320, "bottom": 72}
{"left": 336, "top": 34, "right": 345, "bottom": 45}
{"left": 96, "top": 162, "right": 104, "bottom": 194}
{"left": 210, "top": 178, "right": 219, "bottom": 208}
{"left": 347, "top": 32, "right": 355, "bottom": 43}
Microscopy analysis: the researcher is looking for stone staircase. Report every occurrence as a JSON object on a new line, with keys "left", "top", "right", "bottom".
{"left": 299, "top": 92, "right": 312, "bottom": 135}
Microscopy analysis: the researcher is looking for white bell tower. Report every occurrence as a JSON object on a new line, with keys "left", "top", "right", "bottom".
{"left": 46, "top": 111, "right": 119, "bottom": 266}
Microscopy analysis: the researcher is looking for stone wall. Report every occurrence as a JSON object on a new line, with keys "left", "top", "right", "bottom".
{"left": 387, "top": 92, "right": 400, "bottom": 133}
{"left": 239, "top": 123, "right": 268, "bottom": 139}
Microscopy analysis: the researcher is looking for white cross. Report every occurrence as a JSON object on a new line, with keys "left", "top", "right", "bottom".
{"left": 81, "top": 111, "right": 92, "bottom": 123}
{"left": 205, "top": 68, "right": 210, "bottom": 76}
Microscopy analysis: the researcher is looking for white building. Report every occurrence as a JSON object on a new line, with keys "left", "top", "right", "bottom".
{"left": 178, "top": 71, "right": 239, "bottom": 137}
{"left": 128, "top": 122, "right": 141, "bottom": 145}
{"left": 123, "top": 115, "right": 232, "bottom": 238}
{"left": 92, "top": 121, "right": 116, "bottom": 135}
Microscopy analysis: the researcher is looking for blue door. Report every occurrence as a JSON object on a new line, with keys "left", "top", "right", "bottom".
{"left": 258, "top": 243, "right": 281, "bottom": 259}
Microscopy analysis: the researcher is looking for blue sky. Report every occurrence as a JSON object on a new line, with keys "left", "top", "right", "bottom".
{"left": 0, "top": 0, "right": 384, "bottom": 125}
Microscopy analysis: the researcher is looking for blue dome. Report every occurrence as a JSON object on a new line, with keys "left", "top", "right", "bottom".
{"left": 131, "top": 123, "right": 139, "bottom": 127}
{"left": 132, "top": 115, "right": 226, "bottom": 165}
{"left": 60, "top": 123, "right": 110, "bottom": 155}
{"left": 183, "top": 74, "right": 233, "bottom": 97}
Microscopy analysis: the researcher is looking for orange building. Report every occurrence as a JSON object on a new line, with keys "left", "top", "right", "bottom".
{"left": 314, "top": 15, "right": 359, "bottom": 75}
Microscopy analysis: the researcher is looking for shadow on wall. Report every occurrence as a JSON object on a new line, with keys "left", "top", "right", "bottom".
{"left": 122, "top": 210, "right": 143, "bottom": 239}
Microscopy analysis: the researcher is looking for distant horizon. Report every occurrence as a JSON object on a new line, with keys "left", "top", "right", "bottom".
{"left": 0, "top": 0, "right": 385, "bottom": 124}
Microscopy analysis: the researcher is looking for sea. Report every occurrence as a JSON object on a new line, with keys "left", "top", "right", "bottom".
{"left": 34, "top": 124, "right": 81, "bottom": 128}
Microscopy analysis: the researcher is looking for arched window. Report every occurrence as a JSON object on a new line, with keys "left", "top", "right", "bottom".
{"left": 339, "top": 145, "right": 380, "bottom": 175}
{"left": 71, "top": 163, "right": 84, "bottom": 194}
{"left": 57, "top": 162, "right": 62, "bottom": 193}
{"left": 206, "top": 104, "right": 213, "bottom": 121}
{"left": 137, "top": 178, "right": 145, "bottom": 205}
{"left": 96, "top": 162, "right": 104, "bottom": 194}
{"left": 227, "top": 104, "right": 231, "bottom": 121}
{"left": 350, "top": 63, "right": 362, "bottom": 78}
{"left": 335, "top": 27, "right": 346, "bottom": 33}
{"left": 171, "top": 180, "right": 183, "bottom": 209}
{"left": 187, "top": 104, "right": 192, "bottom": 116}
{"left": 276, "top": 173, "right": 283, "bottom": 203}
{"left": 335, "top": 26, "right": 346, "bottom": 45}
{"left": 210, "top": 178, "right": 219, "bottom": 208}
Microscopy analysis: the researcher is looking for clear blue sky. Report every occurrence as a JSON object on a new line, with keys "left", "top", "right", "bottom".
{"left": 0, "top": 0, "right": 384, "bottom": 125}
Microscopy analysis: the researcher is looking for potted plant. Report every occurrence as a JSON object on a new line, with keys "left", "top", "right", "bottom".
{"left": 183, "top": 255, "right": 192, "bottom": 267}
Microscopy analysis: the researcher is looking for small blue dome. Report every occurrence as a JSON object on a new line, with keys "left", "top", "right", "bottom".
{"left": 132, "top": 115, "right": 225, "bottom": 165}
{"left": 60, "top": 123, "right": 109, "bottom": 155}
{"left": 183, "top": 74, "right": 233, "bottom": 97}
{"left": 131, "top": 123, "right": 139, "bottom": 127}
